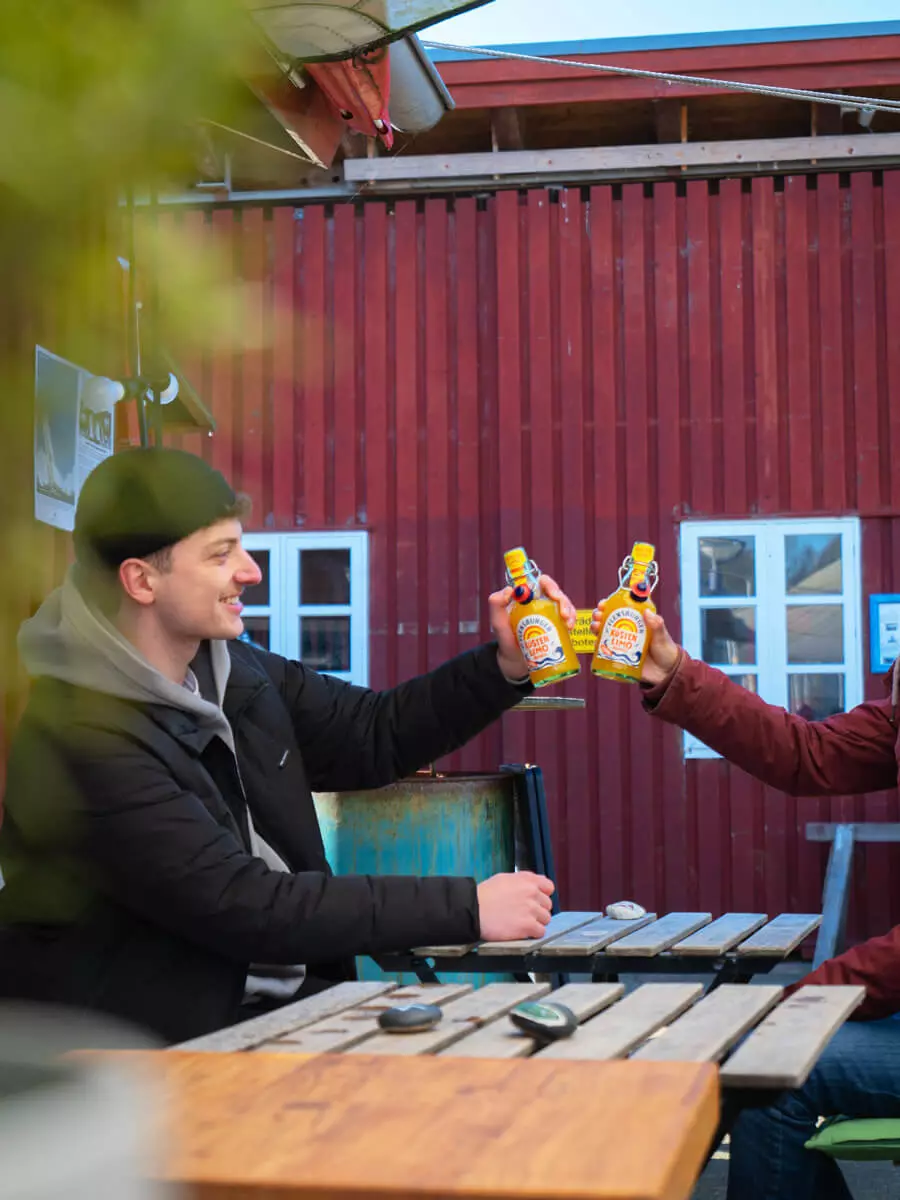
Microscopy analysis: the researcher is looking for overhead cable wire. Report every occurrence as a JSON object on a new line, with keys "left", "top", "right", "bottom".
{"left": 421, "top": 40, "right": 900, "bottom": 115}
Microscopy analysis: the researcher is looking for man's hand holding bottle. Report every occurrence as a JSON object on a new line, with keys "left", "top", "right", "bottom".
{"left": 490, "top": 574, "right": 577, "bottom": 682}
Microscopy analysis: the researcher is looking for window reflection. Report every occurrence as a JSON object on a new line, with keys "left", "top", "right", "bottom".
{"left": 785, "top": 534, "right": 842, "bottom": 595}
{"left": 789, "top": 674, "right": 845, "bottom": 720}
{"left": 786, "top": 605, "right": 843, "bottom": 664}
{"left": 699, "top": 537, "right": 755, "bottom": 598}
{"left": 701, "top": 607, "right": 756, "bottom": 665}
{"left": 732, "top": 674, "right": 758, "bottom": 694}
{"left": 300, "top": 550, "right": 351, "bottom": 605}
{"left": 301, "top": 617, "right": 351, "bottom": 672}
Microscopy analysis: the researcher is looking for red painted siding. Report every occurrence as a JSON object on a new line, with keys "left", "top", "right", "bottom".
{"left": 166, "top": 172, "right": 900, "bottom": 940}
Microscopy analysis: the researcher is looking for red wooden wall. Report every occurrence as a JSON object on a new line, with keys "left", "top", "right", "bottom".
{"left": 164, "top": 170, "right": 900, "bottom": 938}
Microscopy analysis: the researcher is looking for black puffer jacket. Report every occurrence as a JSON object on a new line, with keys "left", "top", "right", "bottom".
{"left": 0, "top": 640, "right": 525, "bottom": 1042}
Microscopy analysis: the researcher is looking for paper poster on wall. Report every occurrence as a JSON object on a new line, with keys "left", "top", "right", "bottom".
{"left": 869, "top": 593, "right": 900, "bottom": 675}
{"left": 34, "top": 345, "right": 115, "bottom": 531}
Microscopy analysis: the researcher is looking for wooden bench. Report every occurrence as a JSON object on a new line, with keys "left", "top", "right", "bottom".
{"left": 383, "top": 909, "right": 823, "bottom": 987}
{"left": 175, "top": 978, "right": 863, "bottom": 1093}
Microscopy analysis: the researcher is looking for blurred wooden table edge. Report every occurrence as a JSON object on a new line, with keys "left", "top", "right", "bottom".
{"left": 91, "top": 1049, "right": 719, "bottom": 1200}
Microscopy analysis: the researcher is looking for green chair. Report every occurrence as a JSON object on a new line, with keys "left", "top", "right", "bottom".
{"left": 806, "top": 1116, "right": 900, "bottom": 1163}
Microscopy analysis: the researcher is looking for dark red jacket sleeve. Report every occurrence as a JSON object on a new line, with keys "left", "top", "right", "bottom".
{"left": 644, "top": 652, "right": 897, "bottom": 797}
{"left": 644, "top": 652, "right": 900, "bottom": 1018}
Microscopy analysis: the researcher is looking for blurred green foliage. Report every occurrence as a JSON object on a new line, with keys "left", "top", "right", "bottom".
{"left": 0, "top": 1, "right": 266, "bottom": 749}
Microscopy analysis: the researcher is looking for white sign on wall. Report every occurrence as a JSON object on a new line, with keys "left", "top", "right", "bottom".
{"left": 34, "top": 345, "right": 116, "bottom": 532}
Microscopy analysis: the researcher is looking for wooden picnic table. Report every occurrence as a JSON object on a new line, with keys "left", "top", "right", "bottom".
{"left": 177, "top": 978, "right": 863, "bottom": 1093}
{"left": 378, "top": 909, "right": 824, "bottom": 987}
{"left": 155, "top": 978, "right": 863, "bottom": 1198}
{"left": 119, "top": 1046, "right": 718, "bottom": 1200}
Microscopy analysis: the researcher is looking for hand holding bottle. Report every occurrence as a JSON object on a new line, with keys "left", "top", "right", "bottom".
{"left": 590, "top": 607, "right": 681, "bottom": 685}
{"left": 490, "top": 568, "right": 578, "bottom": 685}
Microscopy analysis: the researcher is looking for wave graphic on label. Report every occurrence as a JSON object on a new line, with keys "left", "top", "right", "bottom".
{"left": 598, "top": 607, "right": 646, "bottom": 668}
{"left": 516, "top": 614, "right": 565, "bottom": 671}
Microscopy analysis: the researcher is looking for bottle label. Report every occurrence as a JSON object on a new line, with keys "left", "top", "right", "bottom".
{"left": 597, "top": 607, "right": 646, "bottom": 668}
{"left": 516, "top": 614, "right": 567, "bottom": 672}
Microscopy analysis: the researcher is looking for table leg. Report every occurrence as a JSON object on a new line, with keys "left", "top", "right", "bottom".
{"left": 812, "top": 823, "right": 855, "bottom": 968}
{"left": 408, "top": 956, "right": 441, "bottom": 984}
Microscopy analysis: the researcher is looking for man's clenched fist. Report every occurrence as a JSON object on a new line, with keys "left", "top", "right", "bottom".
{"left": 476, "top": 871, "right": 555, "bottom": 941}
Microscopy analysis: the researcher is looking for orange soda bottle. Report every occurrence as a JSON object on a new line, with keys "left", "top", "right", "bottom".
{"left": 591, "top": 542, "right": 658, "bottom": 684}
{"left": 503, "top": 547, "right": 580, "bottom": 688}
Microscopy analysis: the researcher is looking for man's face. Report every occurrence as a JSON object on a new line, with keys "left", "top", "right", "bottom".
{"left": 149, "top": 519, "right": 262, "bottom": 643}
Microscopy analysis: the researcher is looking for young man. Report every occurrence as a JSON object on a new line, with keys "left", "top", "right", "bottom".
{"left": 607, "top": 605, "right": 900, "bottom": 1200}
{"left": 0, "top": 448, "right": 566, "bottom": 1043}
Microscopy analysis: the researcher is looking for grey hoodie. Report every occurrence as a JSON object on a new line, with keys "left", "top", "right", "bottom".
{"left": 19, "top": 569, "right": 234, "bottom": 745}
{"left": 18, "top": 570, "right": 305, "bottom": 999}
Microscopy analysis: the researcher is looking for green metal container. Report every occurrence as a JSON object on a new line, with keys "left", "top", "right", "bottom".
{"left": 313, "top": 772, "right": 517, "bottom": 986}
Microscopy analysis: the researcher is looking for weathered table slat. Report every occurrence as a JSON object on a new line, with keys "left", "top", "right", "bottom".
{"left": 719, "top": 984, "right": 865, "bottom": 1088}
{"left": 399, "top": 910, "right": 821, "bottom": 972}
{"left": 604, "top": 914, "right": 713, "bottom": 957}
{"left": 410, "top": 942, "right": 480, "bottom": 958}
{"left": 541, "top": 913, "right": 658, "bottom": 956}
{"left": 632, "top": 985, "right": 783, "bottom": 1064}
{"left": 476, "top": 911, "right": 599, "bottom": 956}
{"left": 346, "top": 982, "right": 550, "bottom": 1057}
{"left": 539, "top": 983, "right": 704, "bottom": 1061}
{"left": 128, "top": 1050, "right": 720, "bottom": 1200}
{"left": 268, "top": 983, "right": 472, "bottom": 1055}
{"left": 173, "top": 981, "right": 398, "bottom": 1052}
{"left": 735, "top": 913, "right": 822, "bottom": 957}
{"left": 439, "top": 982, "right": 625, "bottom": 1060}
{"left": 672, "top": 914, "right": 769, "bottom": 956}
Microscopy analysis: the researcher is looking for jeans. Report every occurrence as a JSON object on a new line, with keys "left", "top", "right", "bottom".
{"left": 727, "top": 1017, "right": 900, "bottom": 1199}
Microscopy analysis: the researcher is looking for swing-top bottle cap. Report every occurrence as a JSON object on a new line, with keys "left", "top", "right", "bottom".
{"left": 504, "top": 546, "right": 529, "bottom": 578}
{"left": 631, "top": 541, "right": 655, "bottom": 563}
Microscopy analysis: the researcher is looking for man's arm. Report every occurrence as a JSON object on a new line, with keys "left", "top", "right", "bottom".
{"left": 272, "top": 573, "right": 577, "bottom": 792}
{"left": 617, "top": 609, "right": 898, "bottom": 797}
{"left": 644, "top": 650, "right": 897, "bottom": 797}
{"left": 270, "top": 642, "right": 529, "bottom": 792}
{"left": 4, "top": 724, "right": 481, "bottom": 964}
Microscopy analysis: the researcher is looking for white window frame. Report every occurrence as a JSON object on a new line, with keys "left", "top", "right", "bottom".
{"left": 680, "top": 518, "right": 862, "bottom": 759}
{"left": 241, "top": 532, "right": 369, "bottom": 686}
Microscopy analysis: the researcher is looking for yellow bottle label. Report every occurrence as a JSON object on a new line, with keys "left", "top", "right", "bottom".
{"left": 515, "top": 612, "right": 569, "bottom": 673}
{"left": 596, "top": 604, "right": 648, "bottom": 670}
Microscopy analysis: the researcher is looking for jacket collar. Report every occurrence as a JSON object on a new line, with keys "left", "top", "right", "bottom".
{"left": 144, "top": 649, "right": 269, "bottom": 755}
{"left": 222, "top": 643, "right": 269, "bottom": 726}
{"left": 145, "top": 706, "right": 218, "bottom": 755}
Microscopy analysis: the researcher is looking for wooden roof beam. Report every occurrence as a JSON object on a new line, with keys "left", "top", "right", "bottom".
{"left": 345, "top": 131, "right": 900, "bottom": 186}
{"left": 490, "top": 107, "right": 524, "bottom": 151}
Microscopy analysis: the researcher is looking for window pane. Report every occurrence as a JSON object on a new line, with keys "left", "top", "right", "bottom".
{"left": 301, "top": 617, "right": 351, "bottom": 672}
{"left": 241, "top": 550, "right": 270, "bottom": 607}
{"left": 729, "top": 674, "right": 758, "bottom": 694}
{"left": 701, "top": 607, "right": 756, "bottom": 665}
{"left": 785, "top": 534, "right": 842, "bottom": 595}
{"left": 788, "top": 674, "right": 845, "bottom": 720}
{"left": 240, "top": 617, "right": 270, "bottom": 651}
{"left": 699, "top": 537, "right": 755, "bottom": 597}
{"left": 300, "top": 550, "right": 351, "bottom": 605}
{"left": 787, "top": 604, "right": 843, "bottom": 664}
